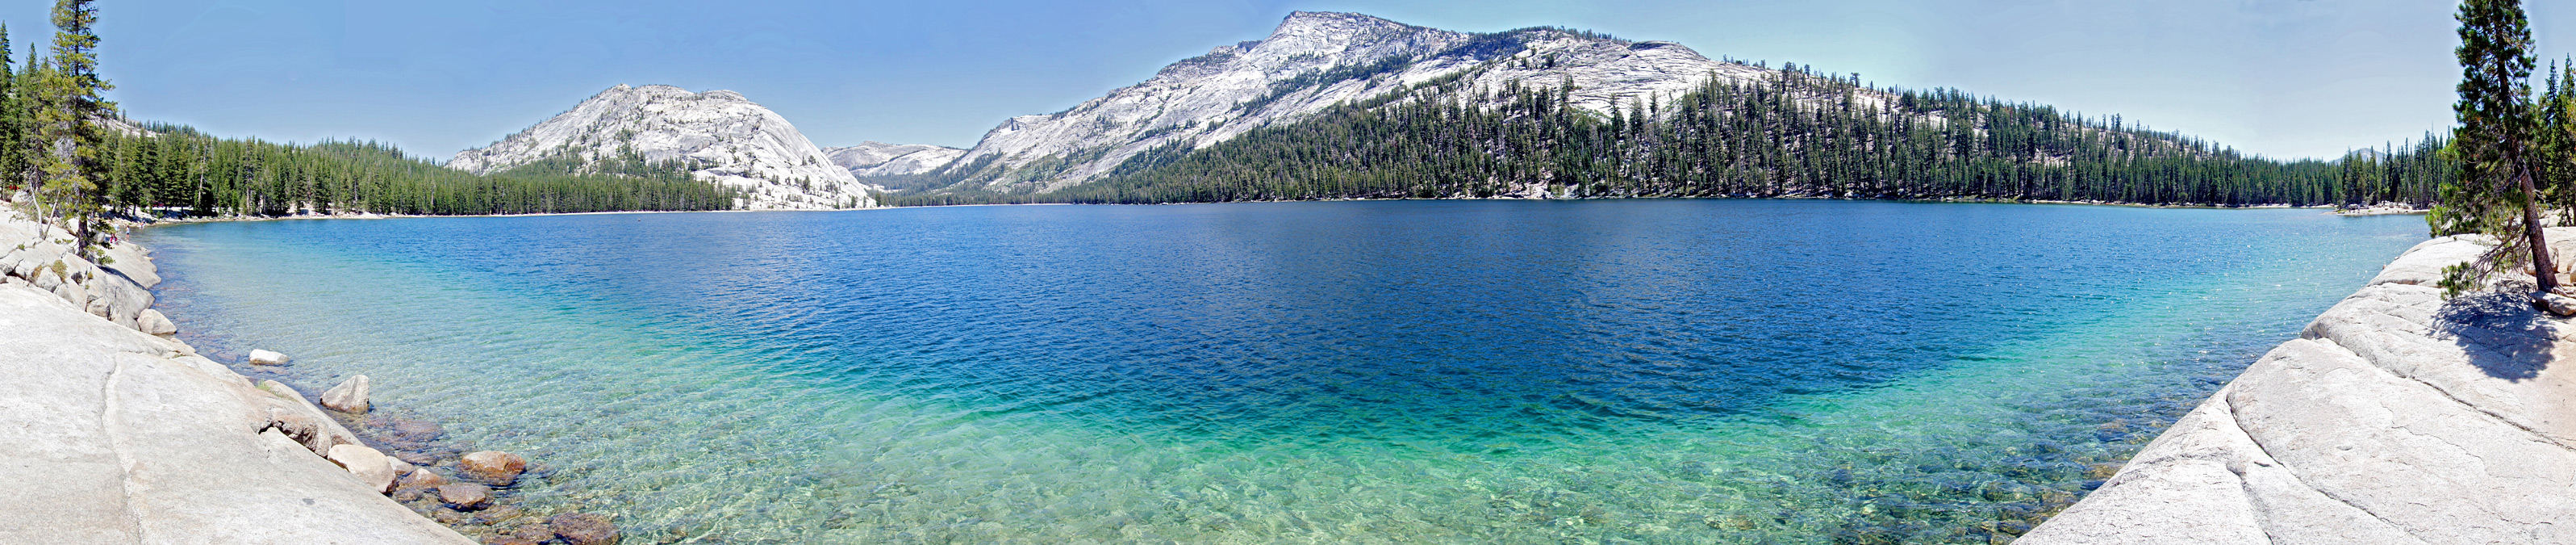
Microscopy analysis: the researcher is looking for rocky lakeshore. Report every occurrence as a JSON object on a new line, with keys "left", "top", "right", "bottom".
{"left": 0, "top": 212, "right": 619, "bottom": 545}
{"left": 2020, "top": 230, "right": 2576, "bottom": 543}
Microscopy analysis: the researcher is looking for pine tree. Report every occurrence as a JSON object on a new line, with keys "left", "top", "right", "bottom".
{"left": 0, "top": 25, "right": 19, "bottom": 201}
{"left": 2436, "top": 0, "right": 2557, "bottom": 298}
{"left": 35, "top": 0, "right": 114, "bottom": 258}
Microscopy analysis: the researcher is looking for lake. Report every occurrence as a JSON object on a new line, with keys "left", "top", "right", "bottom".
{"left": 142, "top": 199, "right": 2428, "bottom": 543}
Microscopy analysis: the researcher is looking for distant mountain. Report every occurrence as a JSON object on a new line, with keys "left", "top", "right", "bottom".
{"left": 922, "top": 11, "right": 1786, "bottom": 194}
{"left": 821, "top": 141, "right": 966, "bottom": 178}
{"left": 451, "top": 85, "right": 880, "bottom": 210}
{"left": 887, "top": 11, "right": 2421, "bottom": 208}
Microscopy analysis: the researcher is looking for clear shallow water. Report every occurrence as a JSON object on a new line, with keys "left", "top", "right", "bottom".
{"left": 143, "top": 200, "right": 2426, "bottom": 543}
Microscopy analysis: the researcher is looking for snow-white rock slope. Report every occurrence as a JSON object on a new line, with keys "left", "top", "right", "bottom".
{"left": 450, "top": 85, "right": 878, "bottom": 210}
{"left": 821, "top": 141, "right": 966, "bottom": 177}
{"left": 946, "top": 11, "right": 1811, "bottom": 193}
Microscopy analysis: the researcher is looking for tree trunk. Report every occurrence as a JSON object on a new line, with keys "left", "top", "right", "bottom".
{"left": 2520, "top": 166, "right": 2559, "bottom": 293}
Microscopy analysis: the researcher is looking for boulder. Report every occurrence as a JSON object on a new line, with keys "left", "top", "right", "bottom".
{"left": 435, "top": 483, "right": 493, "bottom": 510}
{"left": 255, "top": 380, "right": 362, "bottom": 453}
{"left": 2541, "top": 292, "right": 2576, "bottom": 317}
{"left": 136, "top": 308, "right": 175, "bottom": 336}
{"left": 319, "top": 375, "right": 370, "bottom": 413}
{"left": 550, "top": 512, "right": 621, "bottom": 545}
{"left": 324, "top": 444, "right": 397, "bottom": 494}
{"left": 247, "top": 349, "right": 290, "bottom": 366}
{"left": 460, "top": 451, "right": 528, "bottom": 484}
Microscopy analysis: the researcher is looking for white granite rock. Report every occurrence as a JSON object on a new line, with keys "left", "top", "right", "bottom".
{"left": 327, "top": 444, "right": 399, "bottom": 494}
{"left": 2023, "top": 234, "right": 2576, "bottom": 544}
{"left": 320, "top": 375, "right": 371, "bottom": 413}
{"left": 247, "top": 349, "right": 290, "bottom": 366}
{"left": 136, "top": 308, "right": 176, "bottom": 336}
{"left": 0, "top": 282, "right": 471, "bottom": 543}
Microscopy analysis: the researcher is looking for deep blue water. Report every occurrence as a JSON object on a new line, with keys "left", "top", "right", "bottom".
{"left": 144, "top": 199, "right": 2428, "bottom": 543}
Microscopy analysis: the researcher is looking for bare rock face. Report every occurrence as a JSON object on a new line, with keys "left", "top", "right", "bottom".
{"left": 435, "top": 483, "right": 493, "bottom": 510}
{"left": 319, "top": 375, "right": 371, "bottom": 413}
{"left": 450, "top": 84, "right": 881, "bottom": 210}
{"left": 325, "top": 444, "right": 398, "bottom": 494}
{"left": 460, "top": 451, "right": 528, "bottom": 484}
{"left": 550, "top": 512, "right": 622, "bottom": 545}
{"left": 247, "top": 349, "right": 290, "bottom": 366}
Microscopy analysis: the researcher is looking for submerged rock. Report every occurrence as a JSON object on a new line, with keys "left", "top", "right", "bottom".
{"left": 325, "top": 444, "right": 397, "bottom": 494}
{"left": 398, "top": 467, "right": 448, "bottom": 490}
{"left": 460, "top": 451, "right": 528, "bottom": 484}
{"left": 436, "top": 483, "right": 493, "bottom": 510}
{"left": 550, "top": 512, "right": 622, "bottom": 545}
{"left": 320, "top": 375, "right": 371, "bottom": 413}
{"left": 247, "top": 349, "right": 290, "bottom": 366}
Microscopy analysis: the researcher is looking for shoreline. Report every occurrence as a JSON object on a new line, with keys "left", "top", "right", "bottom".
{"left": 0, "top": 211, "right": 618, "bottom": 544}
{"left": 2019, "top": 231, "right": 2576, "bottom": 543}
{"left": 132, "top": 195, "right": 2422, "bottom": 227}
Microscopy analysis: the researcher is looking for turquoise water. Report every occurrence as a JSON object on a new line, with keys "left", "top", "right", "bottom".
{"left": 144, "top": 200, "right": 2426, "bottom": 543}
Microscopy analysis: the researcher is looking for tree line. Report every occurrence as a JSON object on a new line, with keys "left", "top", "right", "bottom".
{"left": 895, "top": 49, "right": 2451, "bottom": 208}
{"left": 4, "top": 1, "right": 739, "bottom": 260}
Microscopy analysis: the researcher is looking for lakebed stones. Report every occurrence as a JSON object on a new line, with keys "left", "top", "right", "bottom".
{"left": 399, "top": 467, "right": 449, "bottom": 490}
{"left": 326, "top": 444, "right": 399, "bottom": 493}
{"left": 461, "top": 451, "right": 529, "bottom": 484}
{"left": 248, "top": 348, "right": 290, "bottom": 365}
{"left": 436, "top": 483, "right": 494, "bottom": 510}
{"left": 549, "top": 512, "right": 622, "bottom": 545}
{"left": 320, "top": 375, "right": 372, "bottom": 413}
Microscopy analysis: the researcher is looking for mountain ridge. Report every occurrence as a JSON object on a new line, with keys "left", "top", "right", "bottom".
{"left": 922, "top": 11, "right": 1786, "bottom": 194}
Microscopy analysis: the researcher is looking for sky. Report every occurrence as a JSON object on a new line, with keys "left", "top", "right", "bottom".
{"left": 3, "top": 0, "right": 2570, "bottom": 161}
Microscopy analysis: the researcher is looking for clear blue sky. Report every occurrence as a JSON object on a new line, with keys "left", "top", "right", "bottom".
{"left": 5, "top": 0, "right": 2570, "bottom": 161}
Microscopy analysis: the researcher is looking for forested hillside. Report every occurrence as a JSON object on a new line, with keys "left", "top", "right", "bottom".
{"left": 2, "top": 6, "right": 742, "bottom": 262}
{"left": 95, "top": 124, "right": 740, "bottom": 216}
{"left": 899, "top": 61, "right": 2450, "bottom": 207}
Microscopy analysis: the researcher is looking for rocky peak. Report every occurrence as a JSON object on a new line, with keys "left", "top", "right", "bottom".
{"left": 451, "top": 84, "right": 879, "bottom": 210}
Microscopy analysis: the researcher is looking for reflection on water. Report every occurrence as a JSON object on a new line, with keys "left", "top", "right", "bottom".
{"left": 145, "top": 200, "right": 2425, "bottom": 543}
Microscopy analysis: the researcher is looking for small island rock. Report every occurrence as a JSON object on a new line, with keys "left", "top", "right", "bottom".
{"left": 319, "top": 375, "right": 371, "bottom": 413}
{"left": 247, "top": 349, "right": 290, "bottom": 366}
{"left": 550, "top": 513, "right": 621, "bottom": 545}
{"left": 436, "top": 483, "right": 493, "bottom": 510}
{"left": 460, "top": 451, "right": 528, "bottom": 484}
{"left": 324, "top": 444, "right": 397, "bottom": 494}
